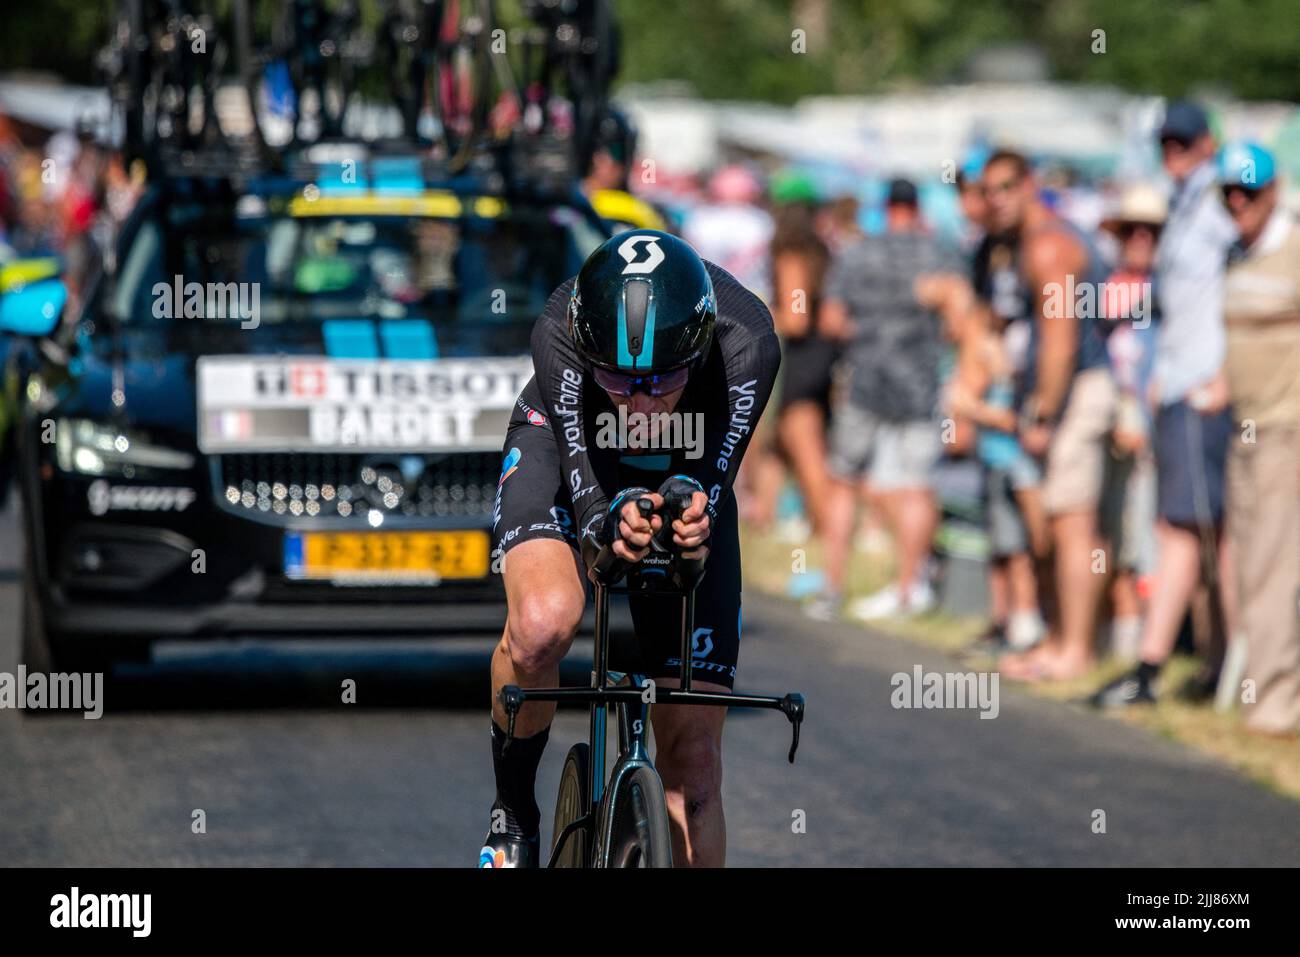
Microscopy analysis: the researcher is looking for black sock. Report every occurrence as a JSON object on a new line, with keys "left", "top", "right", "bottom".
{"left": 490, "top": 721, "right": 549, "bottom": 839}
{"left": 1136, "top": 661, "right": 1161, "bottom": 685}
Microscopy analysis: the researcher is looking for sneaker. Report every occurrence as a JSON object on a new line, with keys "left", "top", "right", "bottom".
{"left": 1087, "top": 668, "right": 1156, "bottom": 709}
{"left": 905, "top": 578, "right": 937, "bottom": 615}
{"left": 478, "top": 801, "right": 540, "bottom": 868}
{"left": 847, "top": 584, "right": 903, "bottom": 620}
{"left": 1007, "top": 611, "right": 1045, "bottom": 651}
{"left": 786, "top": 569, "right": 826, "bottom": 600}
{"left": 1175, "top": 665, "right": 1220, "bottom": 703}
{"left": 848, "top": 579, "right": 935, "bottom": 621}
{"left": 956, "top": 622, "right": 1009, "bottom": 659}
{"left": 804, "top": 591, "right": 842, "bottom": 622}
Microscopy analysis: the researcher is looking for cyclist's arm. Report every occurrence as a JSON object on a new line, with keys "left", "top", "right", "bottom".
{"left": 528, "top": 282, "right": 615, "bottom": 543}
{"left": 677, "top": 273, "right": 782, "bottom": 523}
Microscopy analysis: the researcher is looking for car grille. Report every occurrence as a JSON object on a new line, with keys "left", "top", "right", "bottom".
{"left": 213, "top": 452, "right": 501, "bottom": 523}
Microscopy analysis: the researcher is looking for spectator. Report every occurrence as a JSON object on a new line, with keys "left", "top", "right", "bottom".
{"left": 954, "top": 145, "right": 992, "bottom": 256}
{"left": 681, "top": 164, "right": 773, "bottom": 299}
{"left": 1091, "top": 101, "right": 1238, "bottom": 707}
{"left": 1096, "top": 183, "right": 1165, "bottom": 661}
{"left": 761, "top": 183, "right": 836, "bottom": 545}
{"left": 807, "top": 178, "right": 964, "bottom": 621}
{"left": 948, "top": 301, "right": 1045, "bottom": 651}
{"left": 1217, "top": 142, "right": 1300, "bottom": 736}
{"left": 818, "top": 192, "right": 865, "bottom": 253}
{"left": 980, "top": 149, "right": 1116, "bottom": 682}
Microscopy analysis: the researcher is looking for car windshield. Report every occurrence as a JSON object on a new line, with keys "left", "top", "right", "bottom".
{"left": 108, "top": 196, "right": 602, "bottom": 344}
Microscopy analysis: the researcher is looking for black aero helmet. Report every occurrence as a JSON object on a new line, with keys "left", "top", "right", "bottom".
{"left": 569, "top": 230, "right": 716, "bottom": 374}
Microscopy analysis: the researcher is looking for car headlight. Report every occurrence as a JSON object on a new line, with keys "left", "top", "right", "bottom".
{"left": 55, "top": 418, "right": 195, "bottom": 475}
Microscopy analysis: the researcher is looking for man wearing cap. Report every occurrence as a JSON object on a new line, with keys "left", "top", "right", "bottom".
{"left": 1092, "top": 100, "right": 1239, "bottom": 707}
{"left": 1218, "top": 142, "right": 1300, "bottom": 735}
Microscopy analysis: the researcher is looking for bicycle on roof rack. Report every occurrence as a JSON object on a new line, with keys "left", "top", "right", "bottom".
{"left": 101, "top": 0, "right": 620, "bottom": 182}
{"left": 498, "top": 483, "right": 807, "bottom": 868}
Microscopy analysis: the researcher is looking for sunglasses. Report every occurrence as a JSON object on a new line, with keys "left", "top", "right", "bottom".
{"left": 593, "top": 365, "right": 691, "bottom": 397}
{"left": 1221, "top": 184, "right": 1264, "bottom": 205}
{"left": 1117, "top": 222, "right": 1162, "bottom": 240}
{"left": 1160, "top": 136, "right": 1193, "bottom": 152}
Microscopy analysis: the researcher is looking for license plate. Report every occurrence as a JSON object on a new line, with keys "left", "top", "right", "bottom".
{"left": 284, "top": 530, "right": 490, "bottom": 583}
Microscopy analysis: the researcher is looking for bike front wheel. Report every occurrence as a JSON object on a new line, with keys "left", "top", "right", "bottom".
{"left": 551, "top": 743, "right": 591, "bottom": 867}
{"left": 605, "top": 765, "right": 672, "bottom": 868}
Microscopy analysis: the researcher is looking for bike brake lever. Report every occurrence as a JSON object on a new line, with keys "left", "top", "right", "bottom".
{"left": 499, "top": 684, "right": 525, "bottom": 754}
{"left": 779, "top": 693, "right": 805, "bottom": 764}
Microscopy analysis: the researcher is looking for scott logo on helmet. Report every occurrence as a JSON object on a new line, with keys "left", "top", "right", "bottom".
{"left": 618, "top": 234, "right": 665, "bottom": 275}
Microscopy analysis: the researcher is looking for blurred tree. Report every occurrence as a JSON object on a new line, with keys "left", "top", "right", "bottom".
{"left": 1, "top": 0, "right": 1298, "bottom": 103}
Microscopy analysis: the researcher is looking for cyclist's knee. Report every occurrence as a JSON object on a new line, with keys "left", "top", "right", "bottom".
{"left": 657, "top": 731, "right": 722, "bottom": 809}
{"left": 506, "top": 591, "right": 582, "bottom": 675}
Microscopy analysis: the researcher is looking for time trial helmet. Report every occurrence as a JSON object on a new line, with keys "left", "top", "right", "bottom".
{"left": 569, "top": 229, "right": 716, "bottom": 375}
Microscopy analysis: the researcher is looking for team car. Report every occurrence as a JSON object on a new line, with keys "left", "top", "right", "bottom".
{"left": 0, "top": 153, "right": 608, "bottom": 671}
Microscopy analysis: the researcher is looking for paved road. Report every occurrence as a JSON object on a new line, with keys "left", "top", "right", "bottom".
{"left": 2, "top": 503, "right": 1298, "bottom": 866}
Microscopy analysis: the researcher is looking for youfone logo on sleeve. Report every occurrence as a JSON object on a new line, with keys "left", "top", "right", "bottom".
{"left": 618, "top": 234, "right": 665, "bottom": 275}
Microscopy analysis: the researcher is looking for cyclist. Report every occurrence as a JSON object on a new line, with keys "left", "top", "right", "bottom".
{"left": 480, "top": 229, "right": 780, "bottom": 867}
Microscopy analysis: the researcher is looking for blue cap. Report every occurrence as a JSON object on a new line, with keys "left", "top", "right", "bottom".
{"left": 1218, "top": 142, "right": 1276, "bottom": 189}
{"left": 1159, "top": 100, "right": 1210, "bottom": 143}
{"left": 958, "top": 144, "right": 991, "bottom": 184}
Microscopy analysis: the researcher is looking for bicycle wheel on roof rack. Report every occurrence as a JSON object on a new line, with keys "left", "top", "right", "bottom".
{"left": 427, "top": 0, "right": 495, "bottom": 172}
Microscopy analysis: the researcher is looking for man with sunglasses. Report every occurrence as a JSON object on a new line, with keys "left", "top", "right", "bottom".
{"left": 1092, "top": 101, "right": 1239, "bottom": 708}
{"left": 979, "top": 148, "right": 1116, "bottom": 683}
{"left": 1217, "top": 143, "right": 1300, "bottom": 736}
{"left": 480, "top": 229, "right": 780, "bottom": 866}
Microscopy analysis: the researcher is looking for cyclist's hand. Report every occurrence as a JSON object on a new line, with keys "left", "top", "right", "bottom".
{"left": 672, "top": 490, "right": 711, "bottom": 557}
{"left": 612, "top": 492, "right": 663, "bottom": 562}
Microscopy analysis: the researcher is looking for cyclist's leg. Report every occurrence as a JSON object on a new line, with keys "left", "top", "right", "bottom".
{"left": 634, "top": 494, "right": 741, "bottom": 867}
{"left": 483, "top": 388, "right": 584, "bottom": 861}
{"left": 491, "top": 539, "right": 585, "bottom": 735}
{"left": 649, "top": 678, "right": 729, "bottom": 867}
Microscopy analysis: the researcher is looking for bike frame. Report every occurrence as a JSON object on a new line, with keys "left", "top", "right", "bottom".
{"left": 500, "top": 557, "right": 805, "bottom": 868}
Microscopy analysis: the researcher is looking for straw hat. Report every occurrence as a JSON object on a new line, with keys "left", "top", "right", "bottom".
{"left": 1101, "top": 182, "right": 1169, "bottom": 232}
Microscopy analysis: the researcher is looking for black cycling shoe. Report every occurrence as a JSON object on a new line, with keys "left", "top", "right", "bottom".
{"left": 478, "top": 831, "right": 540, "bottom": 868}
{"left": 478, "top": 802, "right": 541, "bottom": 868}
{"left": 1088, "top": 669, "right": 1156, "bottom": 709}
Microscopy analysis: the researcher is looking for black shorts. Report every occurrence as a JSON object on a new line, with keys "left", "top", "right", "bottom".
{"left": 1154, "top": 400, "right": 1231, "bottom": 529}
{"left": 778, "top": 334, "right": 836, "bottom": 413}
{"left": 492, "top": 386, "right": 743, "bottom": 689}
